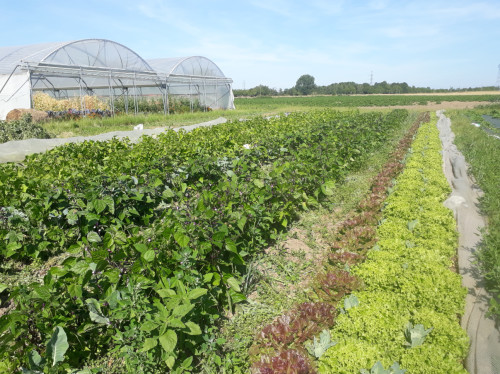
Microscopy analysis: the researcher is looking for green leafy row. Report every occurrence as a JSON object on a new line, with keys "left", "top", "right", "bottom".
{"left": 0, "top": 109, "right": 409, "bottom": 373}
{"left": 318, "top": 116, "right": 468, "bottom": 373}
{"left": 248, "top": 113, "right": 424, "bottom": 373}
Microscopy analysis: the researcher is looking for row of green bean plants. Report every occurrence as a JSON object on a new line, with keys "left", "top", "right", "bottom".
{"left": 0, "top": 109, "right": 409, "bottom": 373}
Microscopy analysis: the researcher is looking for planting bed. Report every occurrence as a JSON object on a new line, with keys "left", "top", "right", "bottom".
{"left": 0, "top": 109, "right": 409, "bottom": 373}
{"left": 0, "top": 109, "right": 472, "bottom": 373}
{"left": 247, "top": 113, "right": 424, "bottom": 373}
{"left": 245, "top": 112, "right": 469, "bottom": 374}
{"left": 318, "top": 115, "right": 468, "bottom": 373}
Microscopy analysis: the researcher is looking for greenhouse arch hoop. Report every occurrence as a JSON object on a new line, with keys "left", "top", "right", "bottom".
{"left": 0, "top": 38, "right": 234, "bottom": 119}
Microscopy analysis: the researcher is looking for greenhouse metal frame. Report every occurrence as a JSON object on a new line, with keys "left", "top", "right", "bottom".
{"left": 0, "top": 39, "right": 234, "bottom": 120}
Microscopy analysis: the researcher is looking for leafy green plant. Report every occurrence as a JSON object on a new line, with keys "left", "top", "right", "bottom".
{"left": 306, "top": 330, "right": 337, "bottom": 359}
{"left": 0, "top": 109, "right": 412, "bottom": 372}
{"left": 252, "top": 349, "right": 316, "bottom": 374}
{"left": 451, "top": 109, "right": 500, "bottom": 320}
{"left": 235, "top": 95, "right": 500, "bottom": 109}
{"left": 22, "top": 326, "right": 70, "bottom": 373}
{"left": 318, "top": 338, "right": 382, "bottom": 373}
{"left": 404, "top": 323, "right": 432, "bottom": 348}
{"left": 328, "top": 251, "right": 363, "bottom": 267}
{"left": 343, "top": 294, "right": 359, "bottom": 311}
{"left": 313, "top": 270, "right": 360, "bottom": 303}
{"left": 247, "top": 113, "right": 428, "bottom": 372}
{"left": 256, "top": 302, "right": 337, "bottom": 349}
{"left": 360, "top": 361, "right": 406, "bottom": 374}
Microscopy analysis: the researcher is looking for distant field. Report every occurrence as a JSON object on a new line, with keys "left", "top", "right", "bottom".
{"left": 357, "top": 91, "right": 500, "bottom": 96}
{"left": 234, "top": 93, "right": 500, "bottom": 110}
{"left": 2, "top": 96, "right": 497, "bottom": 373}
{"left": 33, "top": 93, "right": 500, "bottom": 138}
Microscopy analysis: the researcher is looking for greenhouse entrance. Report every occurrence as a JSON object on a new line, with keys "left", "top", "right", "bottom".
{"left": 0, "top": 39, "right": 234, "bottom": 120}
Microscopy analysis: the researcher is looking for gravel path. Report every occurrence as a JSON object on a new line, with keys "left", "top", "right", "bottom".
{"left": 437, "top": 110, "right": 500, "bottom": 374}
{"left": 0, "top": 117, "right": 227, "bottom": 163}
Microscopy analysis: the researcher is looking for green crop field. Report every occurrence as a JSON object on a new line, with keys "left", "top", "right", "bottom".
{"left": 0, "top": 98, "right": 498, "bottom": 373}
{"left": 234, "top": 93, "right": 500, "bottom": 110}
{"left": 3, "top": 93, "right": 499, "bottom": 141}
{"left": 0, "top": 109, "right": 412, "bottom": 372}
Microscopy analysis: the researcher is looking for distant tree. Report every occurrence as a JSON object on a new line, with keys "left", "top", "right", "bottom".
{"left": 361, "top": 83, "right": 373, "bottom": 94}
{"left": 235, "top": 79, "right": 492, "bottom": 97}
{"left": 232, "top": 85, "right": 278, "bottom": 97}
{"left": 295, "top": 74, "right": 316, "bottom": 95}
{"left": 400, "top": 82, "right": 410, "bottom": 93}
{"left": 283, "top": 87, "right": 300, "bottom": 96}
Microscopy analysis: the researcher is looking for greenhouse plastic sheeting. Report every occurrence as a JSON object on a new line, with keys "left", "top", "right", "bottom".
{"left": 0, "top": 73, "right": 31, "bottom": 119}
{"left": 0, "top": 39, "right": 234, "bottom": 119}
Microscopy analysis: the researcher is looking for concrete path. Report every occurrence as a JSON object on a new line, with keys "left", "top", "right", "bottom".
{"left": 0, "top": 117, "right": 227, "bottom": 163}
{"left": 437, "top": 110, "right": 500, "bottom": 374}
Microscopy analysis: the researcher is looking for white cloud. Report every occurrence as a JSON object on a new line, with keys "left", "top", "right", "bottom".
{"left": 249, "top": 0, "right": 293, "bottom": 17}
{"left": 310, "top": 0, "right": 345, "bottom": 15}
{"left": 431, "top": 1, "right": 500, "bottom": 20}
{"left": 378, "top": 25, "right": 440, "bottom": 39}
{"left": 134, "top": 0, "right": 201, "bottom": 36}
{"left": 368, "top": 0, "right": 390, "bottom": 10}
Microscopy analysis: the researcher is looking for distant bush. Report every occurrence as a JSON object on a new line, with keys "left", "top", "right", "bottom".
{"left": 113, "top": 96, "right": 208, "bottom": 114}
{"left": 0, "top": 114, "right": 52, "bottom": 143}
{"left": 33, "top": 92, "right": 109, "bottom": 112}
{"left": 33, "top": 92, "right": 209, "bottom": 119}
{"left": 46, "top": 109, "right": 113, "bottom": 121}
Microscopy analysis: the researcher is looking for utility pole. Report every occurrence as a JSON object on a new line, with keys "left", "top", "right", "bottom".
{"left": 370, "top": 71, "right": 373, "bottom": 85}
{"left": 497, "top": 65, "right": 500, "bottom": 90}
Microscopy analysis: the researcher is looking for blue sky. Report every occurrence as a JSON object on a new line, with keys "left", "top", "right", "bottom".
{"left": 2, "top": 0, "right": 500, "bottom": 89}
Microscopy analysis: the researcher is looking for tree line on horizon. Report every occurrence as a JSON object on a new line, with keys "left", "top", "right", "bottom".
{"left": 233, "top": 74, "right": 498, "bottom": 97}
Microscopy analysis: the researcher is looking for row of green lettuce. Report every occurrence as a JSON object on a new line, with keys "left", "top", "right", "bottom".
{"left": 318, "top": 115, "right": 469, "bottom": 373}
{"left": 0, "top": 110, "right": 409, "bottom": 373}
{"left": 247, "top": 112, "right": 424, "bottom": 374}
{"left": 450, "top": 109, "right": 500, "bottom": 320}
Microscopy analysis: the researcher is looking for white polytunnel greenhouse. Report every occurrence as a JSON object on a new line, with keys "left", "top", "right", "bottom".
{"left": 0, "top": 38, "right": 235, "bottom": 120}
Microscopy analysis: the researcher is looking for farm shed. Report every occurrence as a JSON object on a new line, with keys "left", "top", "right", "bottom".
{"left": 0, "top": 38, "right": 234, "bottom": 120}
